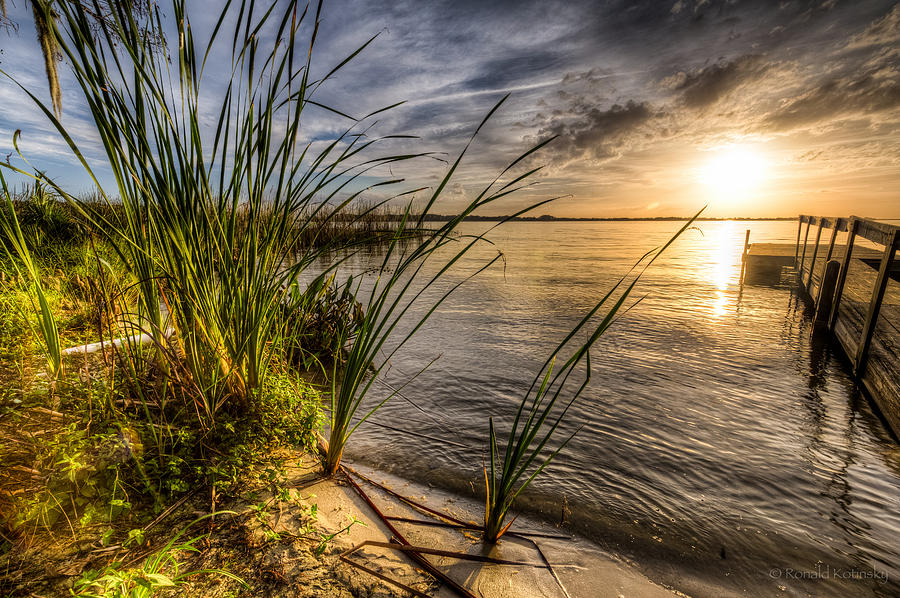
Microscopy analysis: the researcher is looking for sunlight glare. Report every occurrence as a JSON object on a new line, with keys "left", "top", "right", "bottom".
{"left": 699, "top": 147, "right": 767, "bottom": 198}
{"left": 700, "top": 221, "right": 741, "bottom": 320}
{"left": 711, "top": 221, "right": 736, "bottom": 291}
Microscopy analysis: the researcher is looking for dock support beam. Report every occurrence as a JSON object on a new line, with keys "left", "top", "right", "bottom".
{"left": 798, "top": 218, "right": 811, "bottom": 281}
{"left": 814, "top": 260, "right": 841, "bottom": 327}
{"left": 828, "top": 218, "right": 859, "bottom": 331}
{"left": 805, "top": 220, "right": 824, "bottom": 293}
{"left": 855, "top": 229, "right": 900, "bottom": 374}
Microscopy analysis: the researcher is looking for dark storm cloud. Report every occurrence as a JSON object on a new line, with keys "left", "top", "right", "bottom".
{"left": 534, "top": 100, "right": 657, "bottom": 163}
{"left": 665, "top": 55, "right": 770, "bottom": 110}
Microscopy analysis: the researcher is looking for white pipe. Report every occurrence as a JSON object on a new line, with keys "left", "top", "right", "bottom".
{"left": 62, "top": 328, "right": 175, "bottom": 356}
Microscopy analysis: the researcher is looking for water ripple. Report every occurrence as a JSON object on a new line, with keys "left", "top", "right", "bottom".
{"left": 341, "top": 220, "right": 900, "bottom": 597}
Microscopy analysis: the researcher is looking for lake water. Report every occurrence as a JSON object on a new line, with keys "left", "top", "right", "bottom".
{"left": 335, "top": 220, "right": 900, "bottom": 597}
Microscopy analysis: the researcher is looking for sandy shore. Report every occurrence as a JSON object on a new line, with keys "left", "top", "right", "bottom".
{"left": 272, "top": 457, "right": 688, "bottom": 598}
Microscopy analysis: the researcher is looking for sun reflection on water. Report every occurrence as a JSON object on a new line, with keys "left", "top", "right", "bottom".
{"left": 706, "top": 221, "right": 741, "bottom": 319}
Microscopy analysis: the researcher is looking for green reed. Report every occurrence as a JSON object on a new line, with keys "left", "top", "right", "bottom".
{"left": 2, "top": 0, "right": 563, "bottom": 469}
{"left": 2, "top": 0, "right": 428, "bottom": 428}
{"left": 0, "top": 170, "right": 62, "bottom": 383}
{"left": 322, "top": 97, "right": 556, "bottom": 474}
{"left": 482, "top": 211, "right": 702, "bottom": 542}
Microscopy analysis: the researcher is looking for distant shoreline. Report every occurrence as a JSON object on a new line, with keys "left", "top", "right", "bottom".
{"left": 415, "top": 214, "right": 798, "bottom": 222}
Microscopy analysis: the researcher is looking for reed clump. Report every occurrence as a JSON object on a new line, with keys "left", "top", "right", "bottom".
{"left": 0, "top": 0, "right": 418, "bottom": 588}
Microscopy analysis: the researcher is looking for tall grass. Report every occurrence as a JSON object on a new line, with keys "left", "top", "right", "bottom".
{"left": 2, "top": 0, "right": 561, "bottom": 472}
{"left": 0, "top": 170, "right": 62, "bottom": 382}
{"left": 2, "top": 0, "right": 430, "bottom": 428}
{"left": 322, "top": 99, "right": 556, "bottom": 475}
{"left": 482, "top": 211, "right": 702, "bottom": 542}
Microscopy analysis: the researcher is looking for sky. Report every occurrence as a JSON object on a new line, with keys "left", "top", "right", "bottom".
{"left": 0, "top": 0, "right": 898, "bottom": 218}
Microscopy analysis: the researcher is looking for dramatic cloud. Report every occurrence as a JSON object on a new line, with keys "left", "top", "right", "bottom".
{"left": 847, "top": 3, "right": 900, "bottom": 48}
{"left": 0, "top": 0, "right": 897, "bottom": 216}
{"left": 533, "top": 100, "right": 657, "bottom": 165}
{"left": 762, "top": 70, "right": 900, "bottom": 132}
{"left": 664, "top": 55, "right": 770, "bottom": 110}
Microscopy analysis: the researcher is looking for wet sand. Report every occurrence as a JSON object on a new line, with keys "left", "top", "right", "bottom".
{"left": 295, "top": 458, "right": 692, "bottom": 598}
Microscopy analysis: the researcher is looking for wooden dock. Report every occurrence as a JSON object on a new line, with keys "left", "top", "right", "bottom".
{"left": 742, "top": 216, "right": 900, "bottom": 440}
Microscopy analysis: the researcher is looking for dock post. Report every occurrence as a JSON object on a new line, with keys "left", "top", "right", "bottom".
{"left": 824, "top": 218, "right": 841, "bottom": 264}
{"left": 814, "top": 260, "right": 841, "bottom": 327}
{"left": 740, "top": 229, "right": 750, "bottom": 285}
{"left": 794, "top": 218, "right": 802, "bottom": 268}
{"left": 828, "top": 218, "right": 859, "bottom": 331}
{"left": 798, "top": 217, "right": 811, "bottom": 282}
{"left": 855, "top": 229, "right": 900, "bottom": 374}
{"left": 805, "top": 219, "right": 824, "bottom": 294}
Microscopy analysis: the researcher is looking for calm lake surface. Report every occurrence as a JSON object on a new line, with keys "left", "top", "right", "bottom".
{"left": 337, "top": 220, "right": 900, "bottom": 597}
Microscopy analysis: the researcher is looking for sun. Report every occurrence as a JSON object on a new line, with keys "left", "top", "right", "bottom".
{"left": 698, "top": 146, "right": 768, "bottom": 197}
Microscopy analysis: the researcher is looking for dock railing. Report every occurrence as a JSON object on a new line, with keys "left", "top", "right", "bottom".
{"left": 796, "top": 215, "right": 899, "bottom": 374}
{"left": 792, "top": 215, "right": 900, "bottom": 439}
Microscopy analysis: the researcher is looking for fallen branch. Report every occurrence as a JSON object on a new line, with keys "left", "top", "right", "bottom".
{"left": 339, "top": 551, "right": 432, "bottom": 597}
{"left": 340, "top": 466, "right": 478, "bottom": 598}
{"left": 346, "top": 466, "right": 571, "bottom": 540}
{"left": 343, "top": 539, "right": 555, "bottom": 568}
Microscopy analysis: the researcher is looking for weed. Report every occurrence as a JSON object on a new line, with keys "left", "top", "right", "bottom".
{"left": 0, "top": 170, "right": 62, "bottom": 383}
{"left": 70, "top": 514, "right": 246, "bottom": 597}
{"left": 315, "top": 516, "right": 366, "bottom": 556}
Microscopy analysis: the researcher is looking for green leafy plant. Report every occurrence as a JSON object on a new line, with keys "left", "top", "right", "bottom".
{"left": 315, "top": 516, "right": 365, "bottom": 556}
{"left": 482, "top": 212, "right": 702, "bottom": 543}
{"left": 7, "top": 423, "right": 142, "bottom": 534}
{"left": 251, "top": 501, "right": 282, "bottom": 543}
{"left": 71, "top": 513, "right": 246, "bottom": 597}
{"left": 281, "top": 273, "right": 363, "bottom": 372}
{"left": 124, "top": 528, "right": 146, "bottom": 548}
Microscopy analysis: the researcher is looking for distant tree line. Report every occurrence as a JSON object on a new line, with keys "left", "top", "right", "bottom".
{"left": 409, "top": 214, "right": 796, "bottom": 222}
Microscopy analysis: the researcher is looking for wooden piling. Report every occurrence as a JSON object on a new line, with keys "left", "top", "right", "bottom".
{"left": 740, "top": 229, "right": 750, "bottom": 284}
{"left": 814, "top": 260, "right": 841, "bottom": 327}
